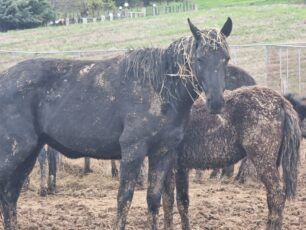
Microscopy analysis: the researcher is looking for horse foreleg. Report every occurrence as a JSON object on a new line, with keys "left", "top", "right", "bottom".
{"left": 111, "top": 160, "right": 119, "bottom": 178}
{"left": 162, "top": 167, "right": 175, "bottom": 230}
{"left": 176, "top": 165, "right": 190, "bottom": 230}
{"left": 1, "top": 152, "right": 38, "bottom": 230}
{"left": 116, "top": 142, "right": 147, "bottom": 230}
{"left": 147, "top": 151, "right": 175, "bottom": 230}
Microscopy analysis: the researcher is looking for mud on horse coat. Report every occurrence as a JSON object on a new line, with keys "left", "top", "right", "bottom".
{"left": 0, "top": 18, "right": 232, "bottom": 230}
{"left": 194, "top": 64, "right": 256, "bottom": 181}
{"left": 162, "top": 86, "right": 301, "bottom": 230}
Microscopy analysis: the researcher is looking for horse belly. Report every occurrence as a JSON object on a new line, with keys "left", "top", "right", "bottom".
{"left": 183, "top": 127, "right": 243, "bottom": 169}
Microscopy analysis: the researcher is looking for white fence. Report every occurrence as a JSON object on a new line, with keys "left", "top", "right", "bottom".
{"left": 1, "top": 43, "right": 306, "bottom": 95}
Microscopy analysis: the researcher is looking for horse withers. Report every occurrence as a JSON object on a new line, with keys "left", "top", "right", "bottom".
{"left": 162, "top": 86, "right": 301, "bottom": 230}
{"left": 0, "top": 18, "right": 232, "bottom": 230}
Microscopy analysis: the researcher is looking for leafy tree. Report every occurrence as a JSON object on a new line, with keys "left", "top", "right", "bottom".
{"left": 0, "top": 0, "right": 56, "bottom": 31}
{"left": 88, "top": 0, "right": 115, "bottom": 16}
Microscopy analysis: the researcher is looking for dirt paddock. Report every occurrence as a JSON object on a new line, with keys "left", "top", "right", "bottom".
{"left": 9, "top": 141, "right": 306, "bottom": 229}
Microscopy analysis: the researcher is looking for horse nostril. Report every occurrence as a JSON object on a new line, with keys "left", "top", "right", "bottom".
{"left": 208, "top": 98, "right": 224, "bottom": 114}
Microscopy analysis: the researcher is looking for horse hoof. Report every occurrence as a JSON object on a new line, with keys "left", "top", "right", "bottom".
{"left": 39, "top": 188, "right": 48, "bottom": 197}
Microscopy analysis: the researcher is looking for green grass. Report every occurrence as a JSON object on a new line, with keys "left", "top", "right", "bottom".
{"left": 194, "top": 0, "right": 305, "bottom": 9}
{"left": 1, "top": 3, "right": 305, "bottom": 52}
{"left": 0, "top": 2, "right": 305, "bottom": 70}
{"left": 0, "top": 1, "right": 305, "bottom": 93}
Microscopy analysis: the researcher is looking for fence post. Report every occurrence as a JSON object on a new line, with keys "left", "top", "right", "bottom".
{"left": 279, "top": 48, "right": 284, "bottom": 93}
{"left": 142, "top": 7, "right": 146, "bottom": 17}
{"left": 286, "top": 48, "right": 289, "bottom": 93}
{"left": 65, "top": 18, "right": 69, "bottom": 26}
{"left": 298, "top": 49, "right": 301, "bottom": 94}
{"left": 264, "top": 45, "right": 269, "bottom": 87}
{"left": 109, "top": 12, "right": 113, "bottom": 21}
{"left": 82, "top": 18, "right": 87, "bottom": 24}
{"left": 232, "top": 46, "right": 238, "bottom": 65}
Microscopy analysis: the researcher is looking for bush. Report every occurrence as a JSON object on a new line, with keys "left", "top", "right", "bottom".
{"left": 0, "top": 0, "right": 56, "bottom": 31}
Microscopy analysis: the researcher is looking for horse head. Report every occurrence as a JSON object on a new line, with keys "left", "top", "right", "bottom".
{"left": 188, "top": 17, "right": 232, "bottom": 114}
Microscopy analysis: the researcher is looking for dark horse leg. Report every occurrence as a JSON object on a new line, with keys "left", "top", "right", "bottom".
{"left": 162, "top": 166, "right": 175, "bottom": 230}
{"left": 253, "top": 161, "right": 285, "bottom": 230}
{"left": 235, "top": 158, "right": 257, "bottom": 183}
{"left": 38, "top": 148, "right": 48, "bottom": 197}
{"left": 116, "top": 140, "right": 147, "bottom": 230}
{"left": 147, "top": 151, "right": 176, "bottom": 230}
{"left": 111, "top": 160, "right": 119, "bottom": 178}
{"left": 176, "top": 164, "right": 190, "bottom": 230}
{"left": 221, "top": 165, "right": 234, "bottom": 178}
{"left": 209, "top": 168, "right": 220, "bottom": 178}
{"left": 244, "top": 124, "right": 285, "bottom": 230}
{"left": 0, "top": 146, "right": 40, "bottom": 230}
{"left": 47, "top": 149, "right": 58, "bottom": 194}
{"left": 136, "top": 161, "right": 146, "bottom": 188}
{"left": 84, "top": 157, "right": 93, "bottom": 174}
{"left": 193, "top": 170, "right": 204, "bottom": 183}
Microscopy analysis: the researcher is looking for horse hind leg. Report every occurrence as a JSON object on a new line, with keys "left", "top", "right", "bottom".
{"left": 38, "top": 148, "right": 48, "bottom": 196}
{"left": 249, "top": 151, "right": 285, "bottom": 230}
{"left": 221, "top": 165, "right": 234, "bottom": 178}
{"left": 111, "top": 160, "right": 119, "bottom": 178}
{"left": 47, "top": 149, "right": 58, "bottom": 194}
{"left": 84, "top": 157, "right": 93, "bottom": 174}
{"left": 259, "top": 167, "right": 285, "bottom": 230}
{"left": 193, "top": 170, "right": 204, "bottom": 183}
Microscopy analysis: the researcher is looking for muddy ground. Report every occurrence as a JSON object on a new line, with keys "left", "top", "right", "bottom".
{"left": 6, "top": 142, "right": 306, "bottom": 230}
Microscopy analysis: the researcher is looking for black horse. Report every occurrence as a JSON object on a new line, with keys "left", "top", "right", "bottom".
{"left": 162, "top": 86, "right": 301, "bottom": 230}
{"left": 0, "top": 18, "right": 232, "bottom": 229}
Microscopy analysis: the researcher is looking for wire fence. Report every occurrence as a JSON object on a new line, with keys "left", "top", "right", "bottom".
{"left": 1, "top": 43, "right": 306, "bottom": 95}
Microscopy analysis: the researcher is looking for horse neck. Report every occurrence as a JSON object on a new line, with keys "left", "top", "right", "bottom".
{"left": 157, "top": 48, "right": 198, "bottom": 113}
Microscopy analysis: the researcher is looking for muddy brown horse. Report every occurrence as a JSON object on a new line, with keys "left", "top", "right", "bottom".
{"left": 194, "top": 64, "right": 256, "bottom": 181}
{"left": 232, "top": 93, "right": 306, "bottom": 184}
{"left": 162, "top": 86, "right": 301, "bottom": 230}
{"left": 0, "top": 18, "right": 232, "bottom": 229}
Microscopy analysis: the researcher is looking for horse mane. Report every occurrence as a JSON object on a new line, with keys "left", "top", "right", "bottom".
{"left": 119, "top": 28, "right": 229, "bottom": 103}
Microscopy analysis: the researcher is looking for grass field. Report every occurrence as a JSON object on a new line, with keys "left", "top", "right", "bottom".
{"left": 0, "top": 2, "right": 305, "bottom": 52}
{"left": 0, "top": 1, "right": 306, "bottom": 92}
{"left": 195, "top": 0, "right": 305, "bottom": 9}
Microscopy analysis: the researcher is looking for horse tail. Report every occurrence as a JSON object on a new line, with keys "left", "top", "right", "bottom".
{"left": 278, "top": 99, "right": 301, "bottom": 199}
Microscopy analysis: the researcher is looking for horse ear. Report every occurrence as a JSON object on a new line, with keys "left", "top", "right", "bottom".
{"left": 220, "top": 17, "right": 232, "bottom": 37}
{"left": 188, "top": 18, "right": 201, "bottom": 40}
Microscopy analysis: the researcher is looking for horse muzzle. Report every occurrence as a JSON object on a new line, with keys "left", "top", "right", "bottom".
{"left": 206, "top": 96, "right": 225, "bottom": 114}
